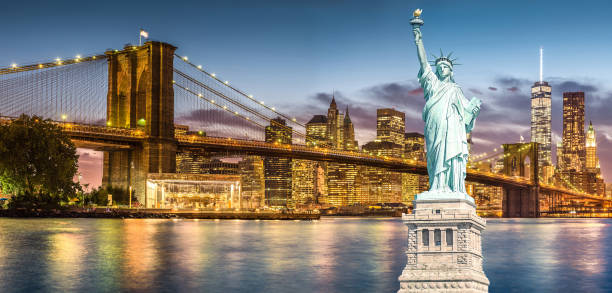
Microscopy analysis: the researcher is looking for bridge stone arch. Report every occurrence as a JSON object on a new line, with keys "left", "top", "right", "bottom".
{"left": 503, "top": 142, "right": 539, "bottom": 183}
{"left": 501, "top": 142, "right": 540, "bottom": 217}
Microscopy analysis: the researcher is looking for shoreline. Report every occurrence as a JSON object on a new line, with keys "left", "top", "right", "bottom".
{"left": 0, "top": 209, "right": 320, "bottom": 220}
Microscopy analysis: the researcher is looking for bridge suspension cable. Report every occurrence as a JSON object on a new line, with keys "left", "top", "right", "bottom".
{"left": 174, "top": 54, "right": 304, "bottom": 127}
{"left": 172, "top": 57, "right": 314, "bottom": 144}
{"left": 173, "top": 69, "right": 311, "bottom": 142}
{"left": 0, "top": 56, "right": 108, "bottom": 125}
{"left": 0, "top": 54, "right": 105, "bottom": 76}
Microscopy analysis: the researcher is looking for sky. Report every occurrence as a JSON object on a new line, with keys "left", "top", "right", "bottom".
{"left": 3, "top": 0, "right": 612, "bottom": 186}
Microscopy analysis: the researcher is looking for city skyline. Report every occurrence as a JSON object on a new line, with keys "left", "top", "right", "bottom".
{"left": 2, "top": 0, "right": 612, "bottom": 185}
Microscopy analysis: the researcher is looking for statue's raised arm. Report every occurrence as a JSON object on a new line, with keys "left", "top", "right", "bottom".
{"left": 411, "top": 9, "right": 429, "bottom": 71}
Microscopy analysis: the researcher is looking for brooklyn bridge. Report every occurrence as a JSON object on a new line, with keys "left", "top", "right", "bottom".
{"left": 0, "top": 41, "right": 608, "bottom": 217}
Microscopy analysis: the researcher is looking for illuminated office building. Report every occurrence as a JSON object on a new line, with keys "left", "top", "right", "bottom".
{"left": 239, "top": 156, "right": 265, "bottom": 208}
{"left": 402, "top": 132, "right": 428, "bottom": 204}
{"left": 377, "top": 108, "right": 406, "bottom": 146}
{"left": 362, "top": 141, "right": 403, "bottom": 203}
{"left": 530, "top": 81, "right": 552, "bottom": 166}
{"left": 264, "top": 117, "right": 292, "bottom": 207}
{"left": 562, "top": 92, "right": 586, "bottom": 172}
{"left": 342, "top": 107, "right": 358, "bottom": 151}
{"left": 586, "top": 121, "right": 599, "bottom": 172}
{"left": 556, "top": 141, "right": 563, "bottom": 169}
{"left": 292, "top": 160, "right": 316, "bottom": 205}
{"left": 324, "top": 98, "right": 360, "bottom": 206}
{"left": 585, "top": 121, "right": 605, "bottom": 195}
{"left": 306, "top": 115, "right": 329, "bottom": 147}
{"left": 326, "top": 96, "right": 343, "bottom": 149}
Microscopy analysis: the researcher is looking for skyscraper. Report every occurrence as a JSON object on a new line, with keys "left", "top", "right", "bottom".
{"left": 562, "top": 92, "right": 586, "bottom": 172}
{"left": 586, "top": 121, "right": 599, "bottom": 172}
{"left": 342, "top": 107, "right": 358, "bottom": 151}
{"left": 264, "top": 117, "right": 292, "bottom": 207}
{"left": 376, "top": 108, "right": 406, "bottom": 146}
{"left": 530, "top": 48, "right": 552, "bottom": 167}
{"left": 585, "top": 121, "right": 605, "bottom": 195}
{"left": 239, "top": 156, "right": 265, "bottom": 208}
{"left": 326, "top": 96, "right": 343, "bottom": 149}
{"left": 325, "top": 98, "right": 358, "bottom": 206}
{"left": 306, "top": 115, "right": 329, "bottom": 147}
{"left": 292, "top": 160, "right": 316, "bottom": 206}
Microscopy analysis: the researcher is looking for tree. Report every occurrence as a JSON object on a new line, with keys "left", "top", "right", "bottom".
{"left": 0, "top": 115, "right": 80, "bottom": 204}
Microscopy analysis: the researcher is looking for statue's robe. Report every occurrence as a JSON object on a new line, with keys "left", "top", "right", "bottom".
{"left": 418, "top": 65, "right": 476, "bottom": 193}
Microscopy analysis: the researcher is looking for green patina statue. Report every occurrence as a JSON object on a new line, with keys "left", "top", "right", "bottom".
{"left": 410, "top": 10, "right": 481, "bottom": 202}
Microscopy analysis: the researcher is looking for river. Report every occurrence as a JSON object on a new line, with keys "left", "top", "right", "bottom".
{"left": 0, "top": 218, "right": 610, "bottom": 292}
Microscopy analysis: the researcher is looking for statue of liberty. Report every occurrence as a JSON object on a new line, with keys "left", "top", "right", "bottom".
{"left": 410, "top": 9, "right": 481, "bottom": 202}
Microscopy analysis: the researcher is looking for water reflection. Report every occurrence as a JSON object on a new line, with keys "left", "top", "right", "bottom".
{"left": 0, "top": 218, "right": 611, "bottom": 293}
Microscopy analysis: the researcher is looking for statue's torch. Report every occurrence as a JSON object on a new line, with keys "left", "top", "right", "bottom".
{"left": 410, "top": 9, "right": 424, "bottom": 28}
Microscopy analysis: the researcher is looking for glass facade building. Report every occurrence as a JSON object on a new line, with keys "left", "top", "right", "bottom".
{"left": 530, "top": 81, "right": 552, "bottom": 167}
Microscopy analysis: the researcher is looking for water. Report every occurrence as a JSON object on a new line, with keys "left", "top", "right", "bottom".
{"left": 0, "top": 218, "right": 611, "bottom": 293}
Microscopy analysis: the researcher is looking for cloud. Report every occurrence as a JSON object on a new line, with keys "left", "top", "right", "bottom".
{"left": 552, "top": 80, "right": 598, "bottom": 93}
{"left": 496, "top": 77, "right": 531, "bottom": 88}
{"left": 469, "top": 88, "right": 483, "bottom": 95}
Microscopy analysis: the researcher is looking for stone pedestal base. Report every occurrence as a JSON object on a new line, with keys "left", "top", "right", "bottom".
{"left": 398, "top": 199, "right": 489, "bottom": 292}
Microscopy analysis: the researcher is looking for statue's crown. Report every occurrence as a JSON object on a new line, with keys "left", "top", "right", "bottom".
{"left": 430, "top": 50, "right": 460, "bottom": 67}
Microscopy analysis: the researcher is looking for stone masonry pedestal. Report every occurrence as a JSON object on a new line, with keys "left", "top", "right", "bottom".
{"left": 398, "top": 199, "right": 489, "bottom": 292}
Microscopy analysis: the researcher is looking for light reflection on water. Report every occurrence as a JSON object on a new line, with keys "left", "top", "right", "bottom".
{"left": 0, "top": 218, "right": 611, "bottom": 292}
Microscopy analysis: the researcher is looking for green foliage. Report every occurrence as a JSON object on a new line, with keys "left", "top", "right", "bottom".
{"left": 0, "top": 115, "right": 80, "bottom": 204}
{"left": 7, "top": 191, "right": 64, "bottom": 210}
{"left": 84, "top": 186, "right": 137, "bottom": 206}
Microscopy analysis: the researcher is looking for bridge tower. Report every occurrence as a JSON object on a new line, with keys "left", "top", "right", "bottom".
{"left": 502, "top": 142, "right": 540, "bottom": 217}
{"left": 102, "top": 42, "right": 177, "bottom": 207}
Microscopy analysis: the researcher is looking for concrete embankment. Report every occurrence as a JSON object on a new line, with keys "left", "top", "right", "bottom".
{"left": 0, "top": 209, "right": 320, "bottom": 220}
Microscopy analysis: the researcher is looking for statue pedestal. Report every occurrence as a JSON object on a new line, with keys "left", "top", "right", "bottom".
{"left": 398, "top": 199, "right": 490, "bottom": 292}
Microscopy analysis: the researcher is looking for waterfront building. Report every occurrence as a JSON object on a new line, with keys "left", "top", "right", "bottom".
{"left": 146, "top": 173, "right": 241, "bottom": 209}
{"left": 239, "top": 156, "right": 265, "bottom": 208}
{"left": 264, "top": 117, "right": 292, "bottom": 207}
{"left": 362, "top": 141, "right": 403, "bottom": 203}
{"left": 292, "top": 160, "right": 316, "bottom": 205}
{"left": 376, "top": 108, "right": 406, "bottom": 147}
{"left": 327, "top": 162, "right": 358, "bottom": 206}
{"left": 561, "top": 92, "right": 586, "bottom": 173}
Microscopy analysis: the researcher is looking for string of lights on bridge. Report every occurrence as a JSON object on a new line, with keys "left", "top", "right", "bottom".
{"left": 0, "top": 54, "right": 107, "bottom": 75}
{"left": 174, "top": 54, "right": 303, "bottom": 127}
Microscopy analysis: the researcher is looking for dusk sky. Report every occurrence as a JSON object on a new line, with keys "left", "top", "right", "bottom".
{"left": 3, "top": 0, "right": 612, "bottom": 186}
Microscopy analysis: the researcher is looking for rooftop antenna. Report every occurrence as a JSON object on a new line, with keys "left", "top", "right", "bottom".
{"left": 539, "top": 46, "right": 543, "bottom": 83}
